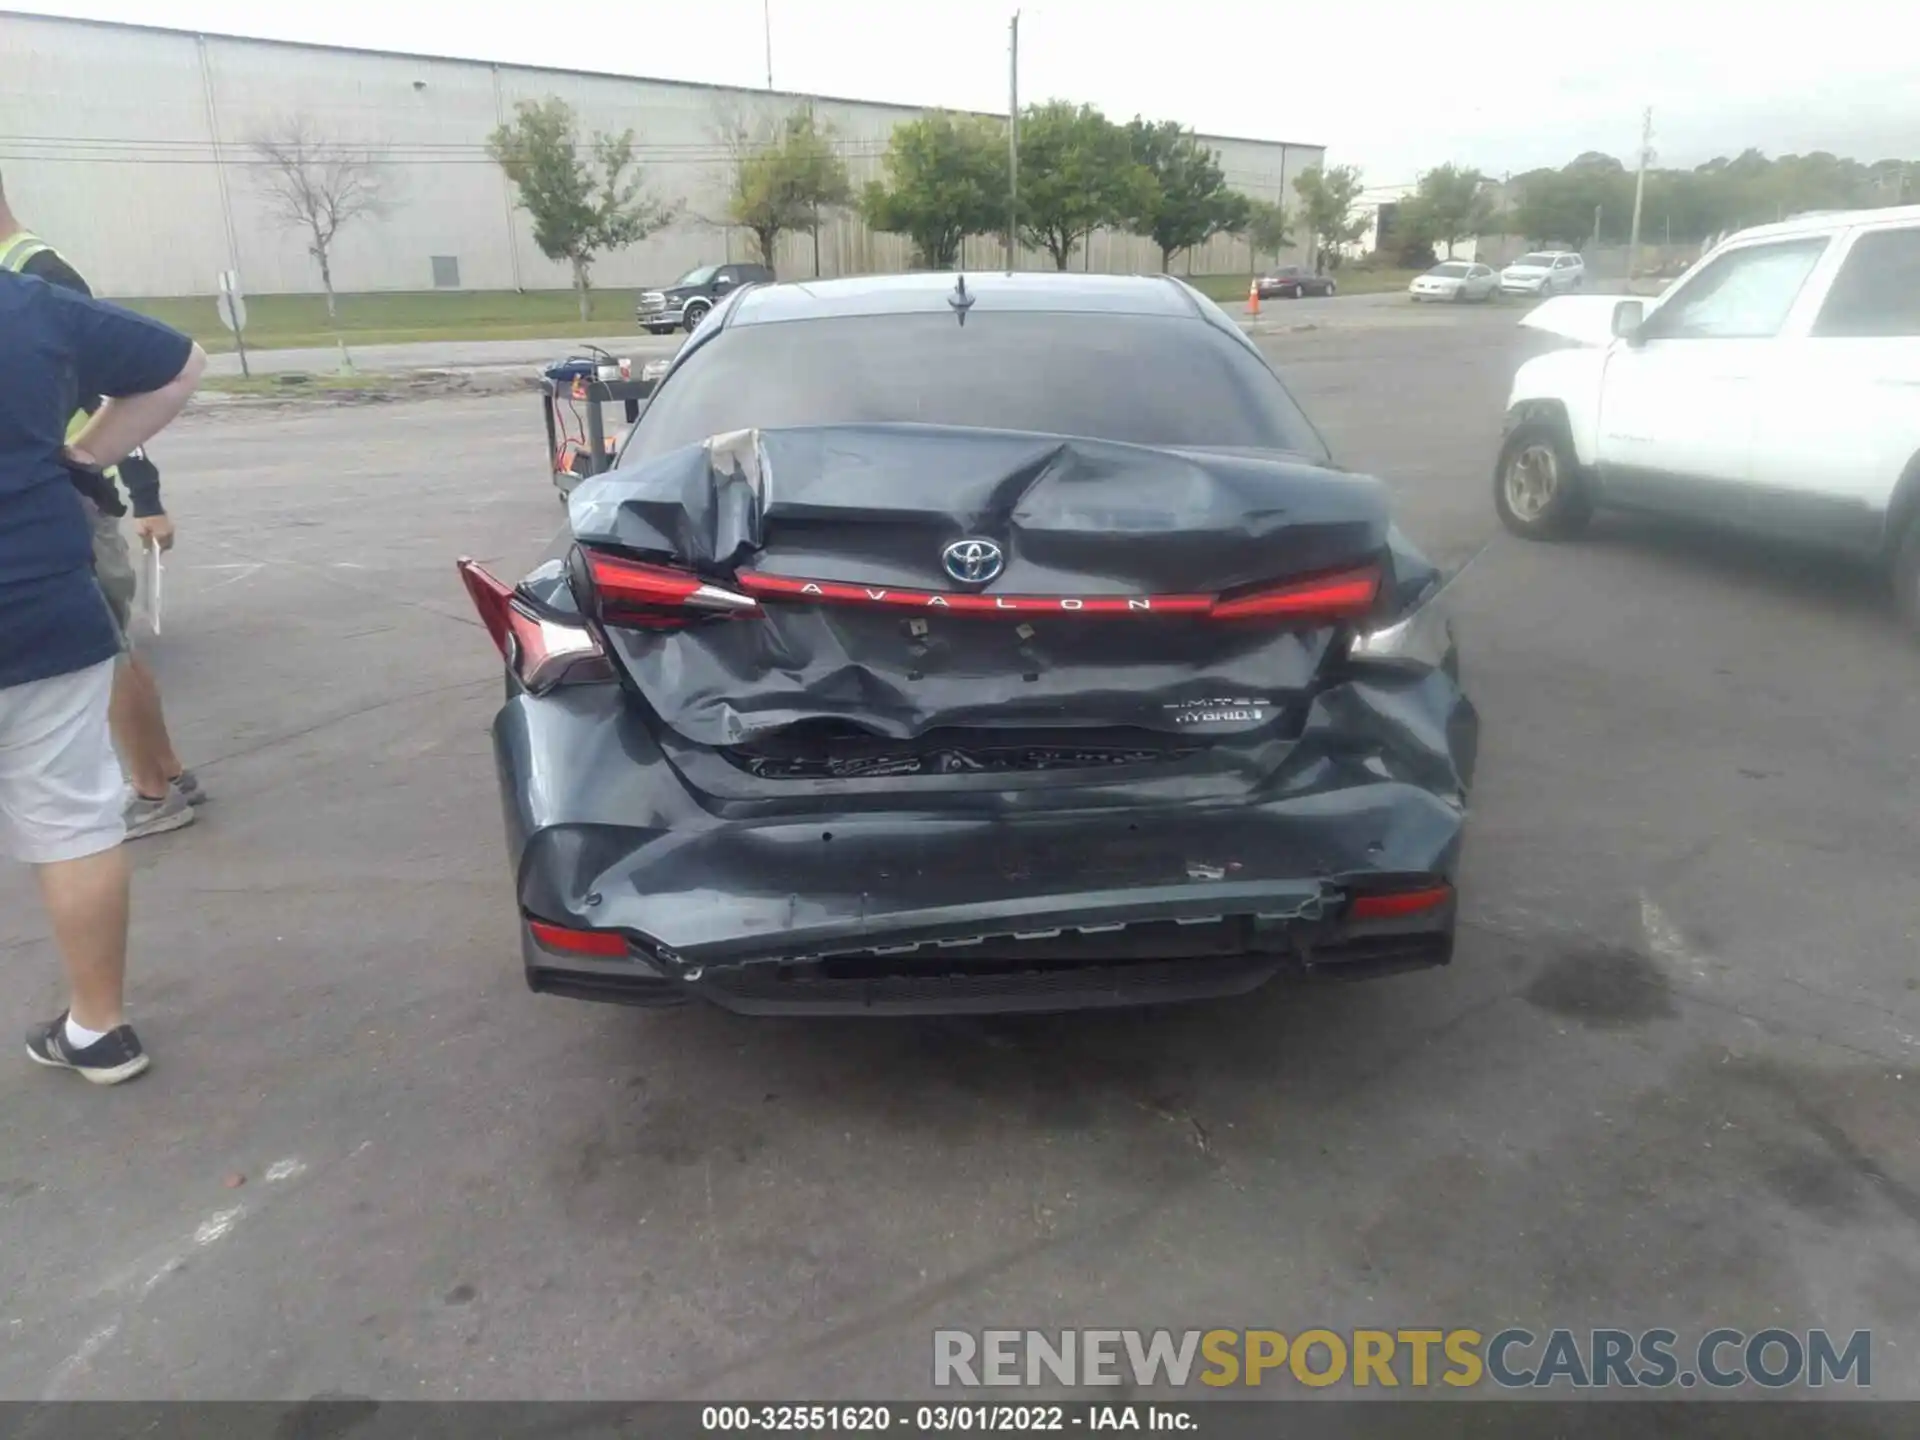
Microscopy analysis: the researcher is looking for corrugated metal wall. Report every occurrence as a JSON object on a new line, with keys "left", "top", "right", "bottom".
{"left": 0, "top": 13, "right": 1322, "bottom": 298}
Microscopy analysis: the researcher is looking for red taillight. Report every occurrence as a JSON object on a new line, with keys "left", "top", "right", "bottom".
{"left": 456, "top": 558, "right": 610, "bottom": 693}
{"left": 584, "top": 550, "right": 759, "bottom": 630}
{"left": 457, "top": 556, "right": 515, "bottom": 653}
{"left": 527, "top": 919, "right": 629, "bottom": 957}
{"left": 1208, "top": 566, "right": 1380, "bottom": 621}
{"left": 1349, "top": 884, "right": 1453, "bottom": 920}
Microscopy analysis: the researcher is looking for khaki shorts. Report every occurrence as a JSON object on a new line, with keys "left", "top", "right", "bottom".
{"left": 83, "top": 499, "right": 137, "bottom": 653}
{"left": 0, "top": 658, "right": 125, "bottom": 863}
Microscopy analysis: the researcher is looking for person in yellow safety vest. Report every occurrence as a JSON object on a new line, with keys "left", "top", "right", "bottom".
{"left": 1, "top": 173, "right": 205, "bottom": 838}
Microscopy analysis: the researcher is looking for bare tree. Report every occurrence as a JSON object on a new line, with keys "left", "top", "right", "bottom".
{"left": 249, "top": 117, "right": 394, "bottom": 321}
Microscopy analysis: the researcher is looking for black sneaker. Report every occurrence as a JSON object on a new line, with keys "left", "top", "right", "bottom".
{"left": 25, "top": 1013, "right": 150, "bottom": 1085}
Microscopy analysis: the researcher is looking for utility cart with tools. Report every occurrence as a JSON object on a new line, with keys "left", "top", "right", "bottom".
{"left": 539, "top": 348, "right": 662, "bottom": 499}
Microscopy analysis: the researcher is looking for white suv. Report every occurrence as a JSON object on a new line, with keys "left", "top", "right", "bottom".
{"left": 1492, "top": 204, "right": 1920, "bottom": 628}
{"left": 1500, "top": 251, "right": 1585, "bottom": 296}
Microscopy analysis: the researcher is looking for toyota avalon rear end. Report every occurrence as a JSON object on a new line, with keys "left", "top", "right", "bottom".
{"left": 460, "top": 272, "right": 1477, "bottom": 1016}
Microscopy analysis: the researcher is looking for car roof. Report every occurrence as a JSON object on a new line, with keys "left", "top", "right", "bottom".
{"left": 727, "top": 270, "right": 1205, "bottom": 326}
{"left": 1720, "top": 202, "right": 1920, "bottom": 245}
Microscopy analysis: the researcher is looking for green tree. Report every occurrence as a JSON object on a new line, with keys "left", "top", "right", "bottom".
{"left": 1017, "top": 101, "right": 1150, "bottom": 270}
{"left": 1509, "top": 166, "right": 1606, "bottom": 247}
{"left": 1503, "top": 145, "right": 1919, "bottom": 253}
{"left": 785, "top": 110, "right": 856, "bottom": 275}
{"left": 1400, "top": 163, "right": 1496, "bottom": 257}
{"left": 1243, "top": 198, "right": 1294, "bottom": 267}
{"left": 1291, "top": 163, "right": 1367, "bottom": 269}
{"left": 728, "top": 107, "right": 853, "bottom": 273}
{"left": 861, "top": 112, "right": 1007, "bottom": 270}
{"left": 1124, "top": 118, "right": 1250, "bottom": 272}
{"left": 488, "top": 98, "right": 676, "bottom": 320}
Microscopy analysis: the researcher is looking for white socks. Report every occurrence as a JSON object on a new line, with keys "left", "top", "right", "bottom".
{"left": 65, "top": 1016, "right": 109, "bottom": 1048}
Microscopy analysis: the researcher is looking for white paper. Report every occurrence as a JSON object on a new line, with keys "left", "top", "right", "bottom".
{"left": 141, "top": 543, "right": 164, "bottom": 637}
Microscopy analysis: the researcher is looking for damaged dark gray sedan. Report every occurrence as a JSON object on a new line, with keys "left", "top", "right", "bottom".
{"left": 459, "top": 271, "right": 1477, "bottom": 1016}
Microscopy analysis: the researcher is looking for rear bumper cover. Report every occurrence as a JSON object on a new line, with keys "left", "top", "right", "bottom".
{"left": 493, "top": 666, "right": 1475, "bottom": 1015}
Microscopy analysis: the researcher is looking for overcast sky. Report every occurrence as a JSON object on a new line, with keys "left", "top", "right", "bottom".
{"left": 18, "top": 0, "right": 1920, "bottom": 183}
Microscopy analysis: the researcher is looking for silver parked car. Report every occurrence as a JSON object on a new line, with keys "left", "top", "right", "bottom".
{"left": 1409, "top": 260, "right": 1499, "bottom": 303}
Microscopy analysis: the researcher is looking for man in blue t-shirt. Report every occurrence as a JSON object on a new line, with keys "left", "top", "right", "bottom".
{"left": 2, "top": 172, "right": 204, "bottom": 839}
{"left": 1, "top": 268, "right": 205, "bottom": 1085}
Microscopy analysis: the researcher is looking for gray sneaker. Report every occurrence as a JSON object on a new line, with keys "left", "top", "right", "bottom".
{"left": 172, "top": 769, "right": 207, "bottom": 807}
{"left": 124, "top": 783, "right": 195, "bottom": 840}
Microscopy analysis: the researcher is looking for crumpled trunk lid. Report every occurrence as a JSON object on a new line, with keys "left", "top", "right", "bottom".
{"left": 568, "top": 424, "right": 1405, "bottom": 748}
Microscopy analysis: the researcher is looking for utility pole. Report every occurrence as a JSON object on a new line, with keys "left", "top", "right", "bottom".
{"left": 763, "top": 0, "right": 773, "bottom": 89}
{"left": 196, "top": 32, "right": 248, "bottom": 376}
{"left": 1627, "top": 106, "right": 1653, "bottom": 287}
{"left": 1006, "top": 11, "right": 1020, "bottom": 271}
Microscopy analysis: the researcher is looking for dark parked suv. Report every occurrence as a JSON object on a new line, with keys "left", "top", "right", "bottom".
{"left": 636, "top": 262, "right": 775, "bottom": 334}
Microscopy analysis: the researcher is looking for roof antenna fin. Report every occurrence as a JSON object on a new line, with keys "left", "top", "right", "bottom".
{"left": 948, "top": 273, "right": 975, "bottom": 327}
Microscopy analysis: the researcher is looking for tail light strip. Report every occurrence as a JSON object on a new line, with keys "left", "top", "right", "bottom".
{"left": 1348, "top": 884, "right": 1453, "bottom": 920}
{"left": 528, "top": 918, "right": 630, "bottom": 957}
{"left": 582, "top": 553, "right": 760, "bottom": 615}
{"left": 584, "top": 549, "right": 1379, "bottom": 625}
{"left": 457, "top": 558, "right": 612, "bottom": 693}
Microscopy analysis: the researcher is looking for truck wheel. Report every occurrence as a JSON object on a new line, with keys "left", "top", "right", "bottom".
{"left": 1893, "top": 511, "right": 1920, "bottom": 635}
{"left": 682, "top": 301, "right": 711, "bottom": 333}
{"left": 1494, "top": 419, "right": 1594, "bottom": 540}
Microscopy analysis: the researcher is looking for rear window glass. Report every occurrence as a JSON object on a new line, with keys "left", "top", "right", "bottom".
{"left": 1812, "top": 227, "right": 1920, "bottom": 338}
{"left": 627, "top": 312, "right": 1328, "bottom": 463}
{"left": 1431, "top": 264, "right": 1471, "bottom": 278}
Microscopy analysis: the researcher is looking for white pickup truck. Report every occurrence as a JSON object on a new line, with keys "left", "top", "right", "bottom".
{"left": 1492, "top": 203, "right": 1920, "bottom": 629}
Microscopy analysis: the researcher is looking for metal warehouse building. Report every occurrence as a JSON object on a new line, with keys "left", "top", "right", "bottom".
{"left": 0, "top": 11, "right": 1323, "bottom": 300}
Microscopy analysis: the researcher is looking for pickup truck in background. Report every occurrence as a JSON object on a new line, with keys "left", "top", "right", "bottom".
{"left": 636, "top": 261, "right": 776, "bottom": 334}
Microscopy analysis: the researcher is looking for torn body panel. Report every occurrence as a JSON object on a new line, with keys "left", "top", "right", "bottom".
{"left": 567, "top": 425, "right": 1437, "bottom": 746}
{"left": 494, "top": 648, "right": 1475, "bottom": 1014}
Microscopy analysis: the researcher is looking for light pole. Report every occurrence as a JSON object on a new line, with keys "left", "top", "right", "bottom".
{"left": 763, "top": 0, "right": 773, "bottom": 89}
{"left": 1007, "top": 11, "right": 1020, "bottom": 271}
{"left": 1627, "top": 106, "right": 1653, "bottom": 286}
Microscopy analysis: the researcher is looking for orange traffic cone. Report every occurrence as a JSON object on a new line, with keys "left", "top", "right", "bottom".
{"left": 1246, "top": 278, "right": 1261, "bottom": 317}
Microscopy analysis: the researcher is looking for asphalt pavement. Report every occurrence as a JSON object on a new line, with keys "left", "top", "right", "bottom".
{"left": 4, "top": 301, "right": 1917, "bottom": 1403}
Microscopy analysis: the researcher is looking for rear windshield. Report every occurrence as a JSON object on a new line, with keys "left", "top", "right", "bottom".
{"left": 1430, "top": 263, "right": 1472, "bottom": 278}
{"left": 626, "top": 312, "right": 1328, "bottom": 463}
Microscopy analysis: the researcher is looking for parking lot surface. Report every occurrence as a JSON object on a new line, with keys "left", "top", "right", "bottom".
{"left": 3, "top": 302, "right": 1916, "bottom": 1401}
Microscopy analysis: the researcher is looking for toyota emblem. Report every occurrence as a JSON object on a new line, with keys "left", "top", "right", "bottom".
{"left": 941, "top": 538, "right": 1004, "bottom": 585}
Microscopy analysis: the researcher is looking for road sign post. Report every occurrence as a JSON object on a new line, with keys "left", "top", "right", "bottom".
{"left": 217, "top": 269, "right": 251, "bottom": 377}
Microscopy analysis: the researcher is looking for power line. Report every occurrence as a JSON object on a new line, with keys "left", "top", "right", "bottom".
{"left": 2, "top": 135, "right": 1300, "bottom": 175}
